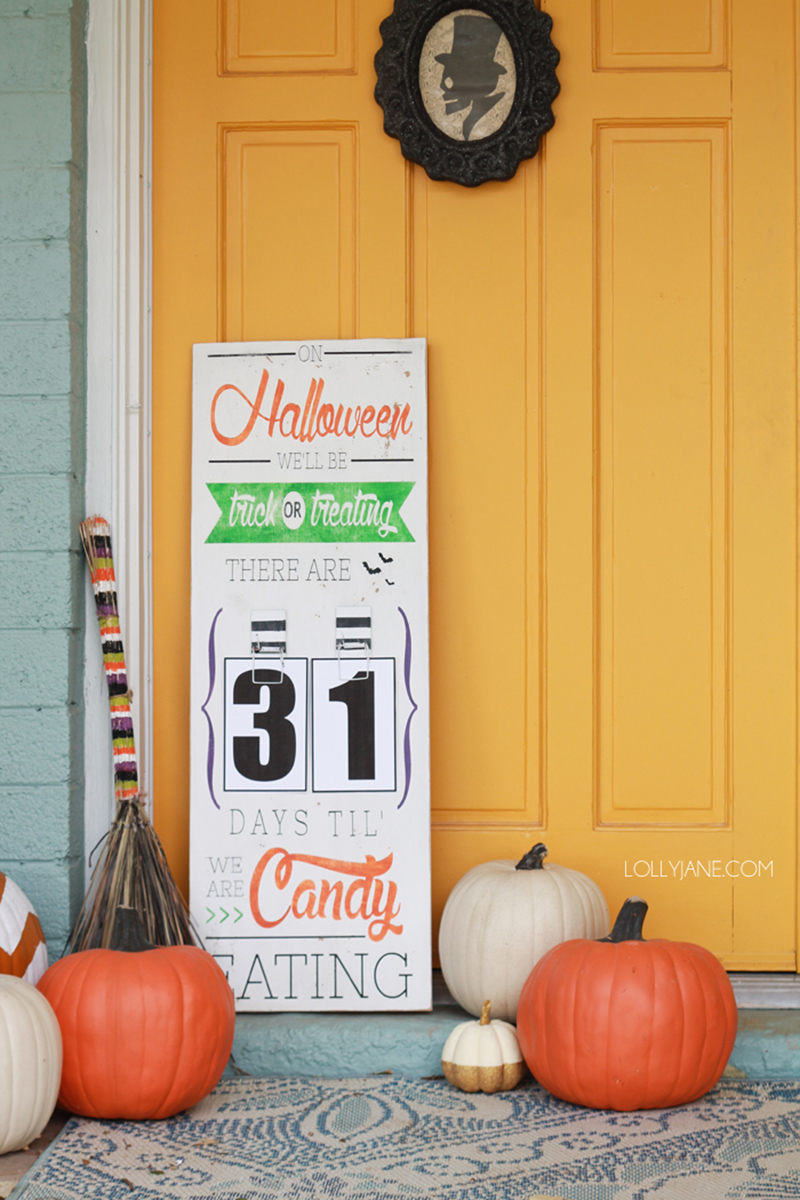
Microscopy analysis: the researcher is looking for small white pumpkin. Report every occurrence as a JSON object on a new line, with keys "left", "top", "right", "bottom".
{"left": 439, "top": 843, "right": 609, "bottom": 1022}
{"left": 0, "top": 975, "right": 62, "bottom": 1154}
{"left": 442, "top": 1000, "right": 526, "bottom": 1093}
{"left": 0, "top": 871, "right": 48, "bottom": 985}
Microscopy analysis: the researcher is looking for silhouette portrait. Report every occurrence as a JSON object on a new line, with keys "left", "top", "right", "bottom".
{"left": 418, "top": 9, "right": 516, "bottom": 143}
{"left": 376, "top": 0, "right": 559, "bottom": 184}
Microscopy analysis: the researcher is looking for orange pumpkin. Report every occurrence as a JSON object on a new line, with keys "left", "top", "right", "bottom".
{"left": 38, "top": 907, "right": 235, "bottom": 1119}
{"left": 516, "top": 897, "right": 737, "bottom": 1111}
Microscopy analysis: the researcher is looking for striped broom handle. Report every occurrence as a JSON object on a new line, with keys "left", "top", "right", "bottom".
{"left": 79, "top": 516, "right": 139, "bottom": 803}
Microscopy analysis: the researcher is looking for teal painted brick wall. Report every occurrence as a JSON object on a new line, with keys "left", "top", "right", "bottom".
{"left": 0, "top": 0, "right": 86, "bottom": 955}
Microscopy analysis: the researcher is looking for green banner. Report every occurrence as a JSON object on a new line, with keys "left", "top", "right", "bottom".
{"left": 205, "top": 481, "right": 415, "bottom": 544}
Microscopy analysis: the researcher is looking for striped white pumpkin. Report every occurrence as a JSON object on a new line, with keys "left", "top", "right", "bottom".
{"left": 0, "top": 975, "right": 62, "bottom": 1154}
{"left": 0, "top": 872, "right": 48, "bottom": 985}
{"left": 438, "top": 844, "right": 609, "bottom": 1023}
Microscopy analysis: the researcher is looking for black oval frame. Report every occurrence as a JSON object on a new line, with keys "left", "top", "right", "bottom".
{"left": 374, "top": 0, "right": 560, "bottom": 188}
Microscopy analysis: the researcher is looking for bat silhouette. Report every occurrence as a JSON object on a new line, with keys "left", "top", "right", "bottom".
{"left": 385, "top": 579, "right": 395, "bottom": 586}
{"left": 362, "top": 561, "right": 381, "bottom": 575}
{"left": 378, "top": 553, "right": 394, "bottom": 564}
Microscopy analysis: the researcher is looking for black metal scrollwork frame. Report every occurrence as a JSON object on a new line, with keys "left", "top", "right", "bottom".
{"left": 374, "top": 0, "right": 560, "bottom": 187}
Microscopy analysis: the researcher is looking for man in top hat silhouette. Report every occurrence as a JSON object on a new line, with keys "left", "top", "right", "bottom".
{"left": 435, "top": 13, "right": 508, "bottom": 141}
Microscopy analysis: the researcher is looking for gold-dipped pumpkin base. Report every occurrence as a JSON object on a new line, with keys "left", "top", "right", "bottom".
{"left": 442, "top": 1058, "right": 527, "bottom": 1093}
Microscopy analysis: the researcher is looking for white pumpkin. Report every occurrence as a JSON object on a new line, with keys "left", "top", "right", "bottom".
{"left": 439, "top": 842, "right": 609, "bottom": 1022}
{"left": 0, "top": 871, "right": 48, "bottom": 985}
{"left": 442, "top": 1000, "right": 526, "bottom": 1093}
{"left": 0, "top": 975, "right": 62, "bottom": 1154}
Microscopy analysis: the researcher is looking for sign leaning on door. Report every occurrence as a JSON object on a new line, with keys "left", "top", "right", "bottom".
{"left": 189, "top": 339, "right": 431, "bottom": 1011}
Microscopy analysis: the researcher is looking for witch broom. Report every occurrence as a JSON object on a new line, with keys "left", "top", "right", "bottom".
{"left": 67, "top": 516, "right": 196, "bottom": 951}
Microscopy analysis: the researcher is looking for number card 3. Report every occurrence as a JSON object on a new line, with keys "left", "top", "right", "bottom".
{"left": 224, "top": 658, "right": 308, "bottom": 792}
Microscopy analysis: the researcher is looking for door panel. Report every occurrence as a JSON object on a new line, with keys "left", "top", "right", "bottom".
{"left": 220, "top": 0, "right": 356, "bottom": 75}
{"left": 153, "top": 0, "right": 797, "bottom": 968}
{"left": 595, "top": 0, "right": 728, "bottom": 70}
{"left": 595, "top": 122, "right": 729, "bottom": 828}
{"left": 221, "top": 126, "right": 358, "bottom": 341}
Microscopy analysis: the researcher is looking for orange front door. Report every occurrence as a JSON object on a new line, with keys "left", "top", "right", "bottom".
{"left": 153, "top": 0, "right": 798, "bottom": 966}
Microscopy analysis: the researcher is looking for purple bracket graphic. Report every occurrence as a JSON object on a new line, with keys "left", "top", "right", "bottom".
{"left": 201, "top": 608, "right": 223, "bottom": 809}
{"left": 398, "top": 606, "right": 418, "bottom": 809}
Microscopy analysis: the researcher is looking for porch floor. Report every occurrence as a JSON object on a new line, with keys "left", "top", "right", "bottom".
{"left": 3, "top": 974, "right": 800, "bottom": 1197}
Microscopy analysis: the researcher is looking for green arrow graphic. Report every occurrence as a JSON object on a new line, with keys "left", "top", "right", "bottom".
{"left": 234, "top": 908, "right": 243, "bottom": 923}
{"left": 206, "top": 907, "right": 215, "bottom": 922}
{"left": 220, "top": 907, "right": 230, "bottom": 923}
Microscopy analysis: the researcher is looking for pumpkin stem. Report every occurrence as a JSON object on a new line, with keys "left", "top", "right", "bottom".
{"left": 515, "top": 843, "right": 547, "bottom": 871}
{"left": 480, "top": 1000, "right": 492, "bottom": 1025}
{"left": 111, "top": 905, "right": 156, "bottom": 953}
{"left": 599, "top": 896, "right": 648, "bottom": 943}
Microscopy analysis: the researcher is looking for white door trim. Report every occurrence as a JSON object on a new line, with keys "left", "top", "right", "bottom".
{"left": 84, "top": 0, "right": 153, "bottom": 864}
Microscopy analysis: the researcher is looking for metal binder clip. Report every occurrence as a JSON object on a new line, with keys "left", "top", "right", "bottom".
{"left": 251, "top": 610, "right": 287, "bottom": 683}
{"left": 336, "top": 606, "right": 371, "bottom": 680}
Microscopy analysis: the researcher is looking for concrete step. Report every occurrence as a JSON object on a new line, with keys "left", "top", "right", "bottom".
{"left": 728, "top": 1011, "right": 800, "bottom": 1080}
{"left": 229, "top": 971, "right": 463, "bottom": 1079}
{"left": 228, "top": 972, "right": 800, "bottom": 1082}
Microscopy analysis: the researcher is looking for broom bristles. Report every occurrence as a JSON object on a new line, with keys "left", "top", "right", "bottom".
{"left": 68, "top": 516, "right": 197, "bottom": 952}
{"left": 68, "top": 798, "right": 196, "bottom": 950}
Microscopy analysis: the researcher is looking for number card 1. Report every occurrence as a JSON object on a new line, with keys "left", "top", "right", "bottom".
{"left": 189, "top": 340, "right": 431, "bottom": 1011}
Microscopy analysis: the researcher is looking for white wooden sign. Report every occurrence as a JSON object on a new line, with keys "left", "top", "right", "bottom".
{"left": 189, "top": 340, "right": 431, "bottom": 1011}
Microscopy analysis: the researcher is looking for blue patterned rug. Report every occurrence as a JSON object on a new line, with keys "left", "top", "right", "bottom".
{"left": 14, "top": 1076, "right": 800, "bottom": 1200}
